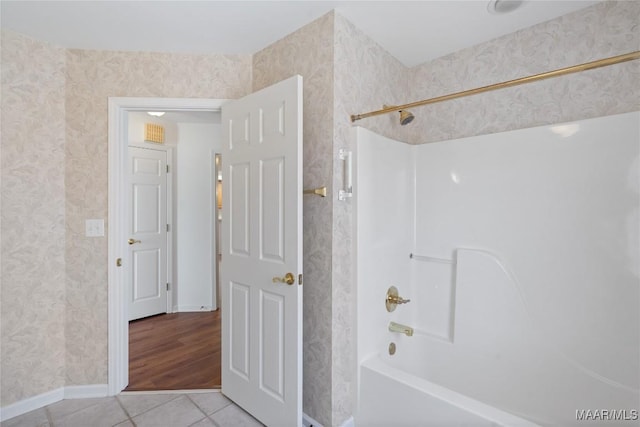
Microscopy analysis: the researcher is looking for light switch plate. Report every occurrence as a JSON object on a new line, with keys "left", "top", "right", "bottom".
{"left": 86, "top": 219, "right": 104, "bottom": 237}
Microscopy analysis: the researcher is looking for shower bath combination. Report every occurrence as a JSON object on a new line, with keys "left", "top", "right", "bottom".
{"left": 354, "top": 112, "right": 639, "bottom": 426}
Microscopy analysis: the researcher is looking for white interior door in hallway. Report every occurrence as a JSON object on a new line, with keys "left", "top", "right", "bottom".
{"left": 127, "top": 146, "right": 169, "bottom": 320}
{"left": 221, "top": 75, "right": 303, "bottom": 427}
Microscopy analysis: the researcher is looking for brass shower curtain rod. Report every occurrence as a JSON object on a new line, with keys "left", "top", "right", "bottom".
{"left": 350, "top": 51, "right": 640, "bottom": 123}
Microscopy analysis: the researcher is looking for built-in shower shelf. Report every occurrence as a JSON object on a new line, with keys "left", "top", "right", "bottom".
{"left": 410, "top": 252, "right": 456, "bottom": 343}
{"left": 409, "top": 253, "right": 454, "bottom": 264}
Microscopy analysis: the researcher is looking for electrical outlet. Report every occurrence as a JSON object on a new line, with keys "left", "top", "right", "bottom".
{"left": 86, "top": 219, "right": 104, "bottom": 237}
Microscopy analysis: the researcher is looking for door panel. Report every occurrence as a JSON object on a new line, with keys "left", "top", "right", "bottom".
{"left": 230, "top": 163, "right": 251, "bottom": 256}
{"left": 260, "top": 157, "right": 285, "bottom": 262}
{"left": 132, "top": 249, "right": 161, "bottom": 299}
{"left": 230, "top": 281, "right": 250, "bottom": 380}
{"left": 221, "top": 75, "right": 303, "bottom": 427}
{"left": 128, "top": 147, "right": 168, "bottom": 321}
{"left": 133, "top": 185, "right": 161, "bottom": 233}
{"left": 260, "top": 290, "right": 285, "bottom": 400}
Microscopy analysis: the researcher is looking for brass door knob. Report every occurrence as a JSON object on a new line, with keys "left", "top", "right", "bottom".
{"left": 128, "top": 238, "right": 141, "bottom": 245}
{"left": 272, "top": 272, "right": 295, "bottom": 285}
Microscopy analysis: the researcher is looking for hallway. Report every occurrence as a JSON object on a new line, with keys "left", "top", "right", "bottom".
{"left": 127, "top": 311, "right": 221, "bottom": 391}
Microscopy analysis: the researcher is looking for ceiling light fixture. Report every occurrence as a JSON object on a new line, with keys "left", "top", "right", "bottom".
{"left": 487, "top": 0, "right": 524, "bottom": 15}
{"left": 147, "top": 111, "right": 165, "bottom": 117}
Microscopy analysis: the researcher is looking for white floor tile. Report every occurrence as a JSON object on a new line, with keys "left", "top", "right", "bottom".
{"left": 209, "top": 404, "right": 264, "bottom": 427}
{"left": 188, "top": 417, "right": 216, "bottom": 427}
{"left": 117, "top": 393, "right": 180, "bottom": 417}
{"left": 2, "top": 392, "right": 270, "bottom": 427}
{"left": 0, "top": 408, "right": 49, "bottom": 427}
{"left": 46, "top": 397, "right": 112, "bottom": 423}
{"left": 53, "top": 399, "right": 128, "bottom": 427}
{"left": 132, "top": 395, "right": 206, "bottom": 427}
{"left": 188, "top": 393, "right": 231, "bottom": 416}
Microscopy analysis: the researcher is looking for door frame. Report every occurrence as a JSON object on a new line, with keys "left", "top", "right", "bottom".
{"left": 107, "top": 97, "right": 228, "bottom": 395}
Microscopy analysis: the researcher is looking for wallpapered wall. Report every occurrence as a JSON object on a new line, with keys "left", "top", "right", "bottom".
{"left": 331, "top": 14, "right": 411, "bottom": 426}
{"left": 1, "top": 32, "right": 253, "bottom": 405}
{"left": 1, "top": 30, "right": 67, "bottom": 406}
{"left": 64, "top": 49, "right": 252, "bottom": 387}
{"left": 1, "top": 2, "right": 639, "bottom": 426}
{"left": 408, "top": 1, "right": 640, "bottom": 144}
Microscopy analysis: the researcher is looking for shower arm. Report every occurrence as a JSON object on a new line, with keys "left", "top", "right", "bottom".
{"left": 350, "top": 50, "right": 640, "bottom": 123}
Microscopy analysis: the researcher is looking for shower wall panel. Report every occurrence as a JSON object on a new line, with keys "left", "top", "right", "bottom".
{"left": 355, "top": 127, "right": 414, "bottom": 365}
{"left": 413, "top": 111, "right": 639, "bottom": 424}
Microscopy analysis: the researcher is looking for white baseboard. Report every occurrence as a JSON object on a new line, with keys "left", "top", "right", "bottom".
{"left": 303, "top": 412, "right": 325, "bottom": 427}
{"left": 0, "top": 387, "right": 64, "bottom": 422}
{"left": 174, "top": 305, "right": 215, "bottom": 312}
{"left": 64, "top": 384, "right": 108, "bottom": 399}
{"left": 0, "top": 384, "right": 108, "bottom": 422}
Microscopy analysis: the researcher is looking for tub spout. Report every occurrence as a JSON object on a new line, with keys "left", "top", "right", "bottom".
{"left": 389, "top": 321, "right": 414, "bottom": 337}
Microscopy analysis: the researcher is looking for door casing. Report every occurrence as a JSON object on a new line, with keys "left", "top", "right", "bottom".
{"left": 107, "top": 97, "right": 228, "bottom": 394}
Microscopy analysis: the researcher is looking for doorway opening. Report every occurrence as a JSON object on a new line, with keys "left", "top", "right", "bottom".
{"left": 108, "top": 98, "right": 228, "bottom": 395}
{"left": 124, "top": 110, "right": 223, "bottom": 391}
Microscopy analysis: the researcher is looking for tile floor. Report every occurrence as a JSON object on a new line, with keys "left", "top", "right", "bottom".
{"left": 2, "top": 391, "right": 264, "bottom": 427}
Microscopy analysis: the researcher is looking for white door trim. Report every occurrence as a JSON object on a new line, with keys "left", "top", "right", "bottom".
{"left": 108, "top": 97, "right": 228, "bottom": 395}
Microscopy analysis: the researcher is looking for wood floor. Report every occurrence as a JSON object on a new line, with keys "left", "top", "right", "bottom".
{"left": 126, "top": 310, "right": 221, "bottom": 391}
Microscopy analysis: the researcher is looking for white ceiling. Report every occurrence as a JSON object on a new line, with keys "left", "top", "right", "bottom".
{"left": 1, "top": 1, "right": 599, "bottom": 67}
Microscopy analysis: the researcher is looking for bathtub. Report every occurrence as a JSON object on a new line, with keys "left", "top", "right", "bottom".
{"left": 356, "top": 355, "right": 539, "bottom": 427}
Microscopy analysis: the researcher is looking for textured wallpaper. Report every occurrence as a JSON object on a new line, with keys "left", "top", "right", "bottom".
{"left": 2, "top": 0, "right": 639, "bottom": 422}
{"left": 408, "top": 0, "right": 640, "bottom": 144}
{"left": 64, "top": 49, "right": 252, "bottom": 386}
{"left": 1, "top": 30, "right": 67, "bottom": 405}
{"left": 332, "top": 13, "right": 410, "bottom": 427}
{"left": 253, "top": 12, "right": 335, "bottom": 426}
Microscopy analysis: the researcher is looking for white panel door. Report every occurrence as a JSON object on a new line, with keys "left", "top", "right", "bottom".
{"left": 128, "top": 147, "right": 168, "bottom": 321}
{"left": 221, "top": 75, "right": 303, "bottom": 427}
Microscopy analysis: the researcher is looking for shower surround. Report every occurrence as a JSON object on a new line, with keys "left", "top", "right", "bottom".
{"left": 355, "top": 112, "right": 639, "bottom": 426}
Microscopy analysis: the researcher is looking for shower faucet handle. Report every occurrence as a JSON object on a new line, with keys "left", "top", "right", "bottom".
{"left": 390, "top": 295, "right": 410, "bottom": 304}
{"left": 386, "top": 286, "right": 410, "bottom": 312}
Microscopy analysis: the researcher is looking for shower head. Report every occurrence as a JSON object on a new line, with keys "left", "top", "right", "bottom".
{"left": 399, "top": 110, "right": 414, "bottom": 126}
{"left": 384, "top": 105, "right": 415, "bottom": 125}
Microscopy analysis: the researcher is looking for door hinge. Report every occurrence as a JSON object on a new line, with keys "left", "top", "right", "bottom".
{"left": 116, "top": 258, "right": 122, "bottom": 267}
{"left": 166, "top": 164, "right": 170, "bottom": 173}
{"left": 166, "top": 224, "right": 170, "bottom": 232}
{"left": 298, "top": 273, "right": 303, "bottom": 286}
{"left": 166, "top": 283, "right": 170, "bottom": 291}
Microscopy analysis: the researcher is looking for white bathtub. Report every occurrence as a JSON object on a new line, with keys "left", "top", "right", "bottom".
{"left": 356, "top": 355, "right": 539, "bottom": 427}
